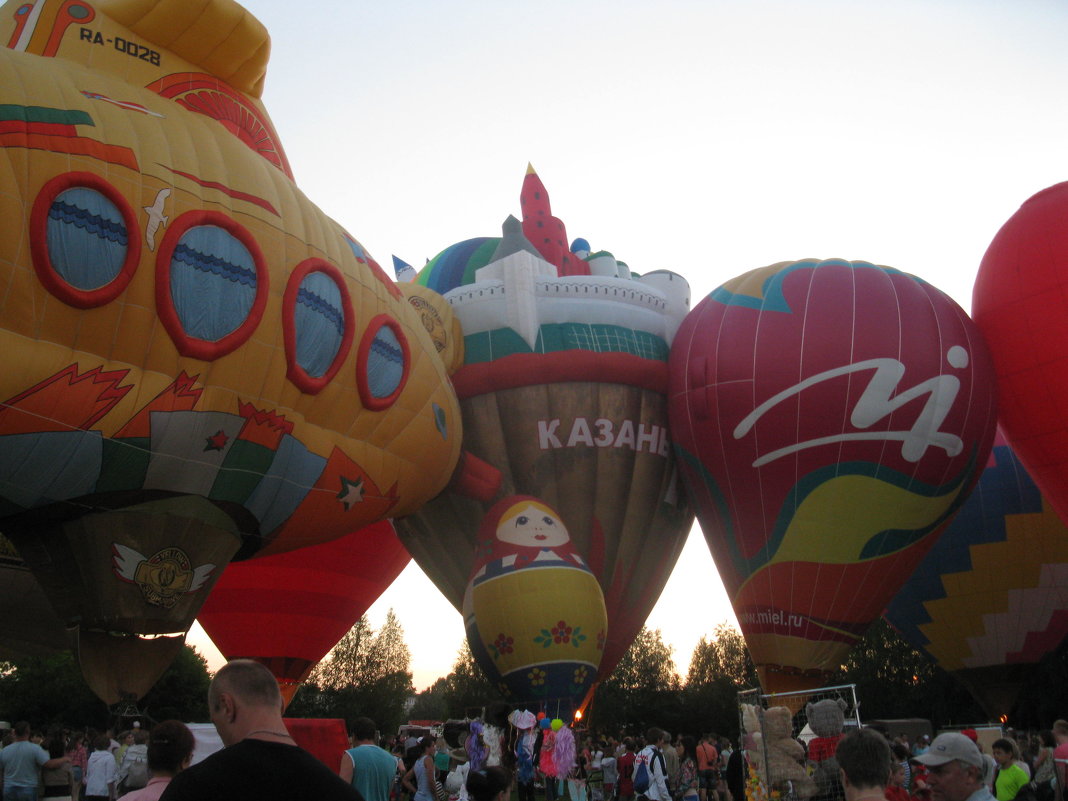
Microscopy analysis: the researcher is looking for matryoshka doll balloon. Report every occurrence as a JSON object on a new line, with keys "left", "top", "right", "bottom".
{"left": 463, "top": 495, "right": 607, "bottom": 710}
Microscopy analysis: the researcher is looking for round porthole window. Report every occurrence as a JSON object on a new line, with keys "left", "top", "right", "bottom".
{"left": 283, "top": 259, "right": 354, "bottom": 393}
{"left": 357, "top": 314, "right": 410, "bottom": 410}
{"left": 30, "top": 172, "right": 140, "bottom": 308}
{"left": 156, "top": 211, "right": 268, "bottom": 360}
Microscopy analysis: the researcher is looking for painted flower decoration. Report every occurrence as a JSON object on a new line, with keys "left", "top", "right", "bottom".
{"left": 535, "top": 620, "right": 587, "bottom": 648}
{"left": 552, "top": 620, "right": 572, "bottom": 643}
{"left": 528, "top": 667, "right": 547, "bottom": 686}
{"left": 573, "top": 666, "right": 589, "bottom": 684}
{"left": 489, "top": 632, "right": 514, "bottom": 659}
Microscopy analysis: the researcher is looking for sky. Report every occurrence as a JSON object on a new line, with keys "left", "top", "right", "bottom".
{"left": 185, "top": 0, "right": 1068, "bottom": 691}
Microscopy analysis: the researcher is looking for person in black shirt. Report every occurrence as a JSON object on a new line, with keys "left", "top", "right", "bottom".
{"left": 160, "top": 659, "right": 363, "bottom": 801}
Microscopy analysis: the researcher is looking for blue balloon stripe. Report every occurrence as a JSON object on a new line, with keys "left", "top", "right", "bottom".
{"left": 173, "top": 243, "right": 257, "bottom": 287}
{"left": 365, "top": 326, "right": 405, "bottom": 398}
{"left": 296, "top": 287, "right": 344, "bottom": 336}
{"left": 370, "top": 337, "right": 403, "bottom": 363}
{"left": 423, "top": 237, "right": 497, "bottom": 294}
{"left": 48, "top": 200, "right": 128, "bottom": 245}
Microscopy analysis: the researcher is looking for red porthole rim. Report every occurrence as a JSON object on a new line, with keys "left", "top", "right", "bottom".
{"left": 283, "top": 258, "right": 355, "bottom": 394}
{"left": 356, "top": 313, "right": 411, "bottom": 411}
{"left": 155, "top": 210, "right": 269, "bottom": 361}
{"left": 30, "top": 171, "right": 141, "bottom": 309}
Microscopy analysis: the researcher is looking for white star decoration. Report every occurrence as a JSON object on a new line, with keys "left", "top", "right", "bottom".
{"left": 336, "top": 476, "right": 365, "bottom": 510}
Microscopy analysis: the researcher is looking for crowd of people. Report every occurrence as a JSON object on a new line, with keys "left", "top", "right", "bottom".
{"left": 877, "top": 725, "right": 1068, "bottom": 801}
{"left": 0, "top": 717, "right": 193, "bottom": 801}
{"left": 3, "top": 662, "right": 1067, "bottom": 801}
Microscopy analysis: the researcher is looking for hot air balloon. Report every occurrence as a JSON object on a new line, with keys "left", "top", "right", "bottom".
{"left": 668, "top": 258, "right": 998, "bottom": 693}
{"left": 884, "top": 430, "right": 1068, "bottom": 718}
{"left": 0, "top": 0, "right": 460, "bottom": 704}
{"left": 0, "top": 534, "right": 69, "bottom": 660}
{"left": 197, "top": 520, "right": 410, "bottom": 708}
{"left": 395, "top": 167, "right": 694, "bottom": 711}
{"left": 414, "top": 238, "right": 501, "bottom": 295}
{"left": 973, "top": 182, "right": 1068, "bottom": 528}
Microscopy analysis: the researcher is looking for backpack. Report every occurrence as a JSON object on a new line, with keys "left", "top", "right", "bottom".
{"left": 120, "top": 744, "right": 150, "bottom": 791}
{"left": 634, "top": 748, "right": 665, "bottom": 795}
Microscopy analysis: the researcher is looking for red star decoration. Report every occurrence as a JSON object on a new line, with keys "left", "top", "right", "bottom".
{"left": 204, "top": 429, "right": 229, "bottom": 451}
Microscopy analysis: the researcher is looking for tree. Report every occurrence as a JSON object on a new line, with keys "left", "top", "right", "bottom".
{"left": 687, "top": 623, "right": 758, "bottom": 688}
{"left": 679, "top": 623, "right": 758, "bottom": 741}
{"left": 0, "top": 644, "right": 211, "bottom": 727}
{"left": 0, "top": 653, "right": 107, "bottom": 727}
{"left": 310, "top": 616, "right": 377, "bottom": 691}
{"left": 140, "top": 645, "right": 211, "bottom": 722}
{"left": 590, "top": 626, "right": 680, "bottom": 735}
{"left": 440, "top": 641, "right": 504, "bottom": 718}
{"left": 289, "top": 611, "right": 415, "bottom": 732}
{"left": 1010, "top": 638, "right": 1068, "bottom": 729}
{"left": 408, "top": 677, "right": 447, "bottom": 722}
{"left": 834, "top": 619, "right": 983, "bottom": 726}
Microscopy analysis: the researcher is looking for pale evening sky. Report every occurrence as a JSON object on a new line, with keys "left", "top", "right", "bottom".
{"left": 184, "top": 0, "right": 1068, "bottom": 691}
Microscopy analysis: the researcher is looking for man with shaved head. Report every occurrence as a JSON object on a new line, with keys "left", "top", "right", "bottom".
{"left": 161, "top": 659, "right": 363, "bottom": 801}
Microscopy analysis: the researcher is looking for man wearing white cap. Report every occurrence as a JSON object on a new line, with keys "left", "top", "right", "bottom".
{"left": 913, "top": 733, "right": 995, "bottom": 801}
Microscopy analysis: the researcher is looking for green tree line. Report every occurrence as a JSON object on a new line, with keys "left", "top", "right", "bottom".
{"left": 5, "top": 615, "right": 1066, "bottom": 735}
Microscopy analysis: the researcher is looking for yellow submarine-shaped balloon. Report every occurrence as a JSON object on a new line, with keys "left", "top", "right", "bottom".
{"left": 0, "top": 0, "right": 461, "bottom": 701}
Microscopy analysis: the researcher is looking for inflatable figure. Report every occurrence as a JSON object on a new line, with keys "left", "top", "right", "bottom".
{"left": 463, "top": 496, "right": 607, "bottom": 709}
{"left": 0, "top": 0, "right": 460, "bottom": 702}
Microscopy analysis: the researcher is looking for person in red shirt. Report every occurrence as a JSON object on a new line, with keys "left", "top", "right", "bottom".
{"left": 696, "top": 737, "right": 719, "bottom": 801}
{"left": 910, "top": 763, "right": 933, "bottom": 801}
{"left": 886, "top": 761, "right": 911, "bottom": 801}
{"left": 618, "top": 739, "right": 637, "bottom": 801}
{"left": 1053, "top": 721, "right": 1068, "bottom": 801}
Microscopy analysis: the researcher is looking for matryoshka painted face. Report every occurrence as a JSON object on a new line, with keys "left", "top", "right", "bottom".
{"left": 496, "top": 501, "right": 570, "bottom": 548}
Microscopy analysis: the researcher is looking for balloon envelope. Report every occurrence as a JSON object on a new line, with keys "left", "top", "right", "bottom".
{"left": 669, "top": 259, "right": 998, "bottom": 692}
{"left": 198, "top": 520, "right": 409, "bottom": 707}
{"left": 973, "top": 182, "right": 1068, "bottom": 528}
{"left": 884, "top": 430, "right": 1068, "bottom": 717}
{"left": 397, "top": 175, "right": 693, "bottom": 699}
{"left": 0, "top": 535, "right": 69, "bottom": 661}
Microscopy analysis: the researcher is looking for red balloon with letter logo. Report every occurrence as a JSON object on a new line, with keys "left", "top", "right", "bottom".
{"left": 669, "top": 259, "right": 997, "bottom": 693}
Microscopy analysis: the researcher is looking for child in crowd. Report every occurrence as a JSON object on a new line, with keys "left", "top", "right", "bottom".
{"left": 84, "top": 735, "right": 117, "bottom": 801}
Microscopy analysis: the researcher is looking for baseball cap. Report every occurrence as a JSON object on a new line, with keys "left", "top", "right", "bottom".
{"left": 912, "top": 733, "right": 982, "bottom": 769}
